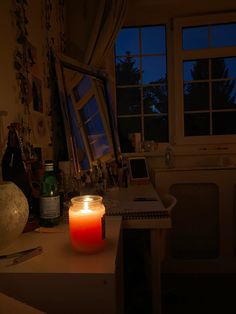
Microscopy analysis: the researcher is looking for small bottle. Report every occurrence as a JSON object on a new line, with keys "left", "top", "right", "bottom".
{"left": 165, "top": 145, "right": 175, "bottom": 168}
{"left": 39, "top": 160, "right": 60, "bottom": 227}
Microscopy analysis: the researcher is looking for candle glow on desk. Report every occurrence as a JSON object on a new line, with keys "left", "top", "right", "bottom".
{"left": 69, "top": 195, "right": 105, "bottom": 253}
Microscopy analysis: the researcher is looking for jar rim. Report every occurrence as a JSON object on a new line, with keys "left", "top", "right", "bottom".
{"left": 71, "top": 195, "right": 103, "bottom": 204}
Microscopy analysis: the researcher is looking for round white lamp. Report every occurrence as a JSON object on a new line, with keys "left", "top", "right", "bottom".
{"left": 0, "top": 181, "right": 29, "bottom": 250}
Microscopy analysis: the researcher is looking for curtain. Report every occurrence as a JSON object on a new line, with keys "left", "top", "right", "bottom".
{"left": 84, "top": 0, "right": 127, "bottom": 67}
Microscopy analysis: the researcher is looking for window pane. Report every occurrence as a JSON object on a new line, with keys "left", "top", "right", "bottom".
{"left": 67, "top": 96, "right": 90, "bottom": 170}
{"left": 117, "top": 87, "right": 141, "bottom": 115}
{"left": 183, "top": 59, "right": 209, "bottom": 81}
{"left": 80, "top": 98, "right": 110, "bottom": 159}
{"left": 90, "top": 133, "right": 110, "bottom": 159}
{"left": 115, "top": 24, "right": 169, "bottom": 150}
{"left": 142, "top": 56, "right": 166, "bottom": 84}
{"left": 143, "top": 85, "right": 168, "bottom": 114}
{"left": 184, "top": 113, "right": 210, "bottom": 136}
{"left": 115, "top": 28, "right": 139, "bottom": 56}
{"left": 80, "top": 96, "right": 97, "bottom": 121}
{"left": 73, "top": 75, "right": 92, "bottom": 101}
{"left": 144, "top": 116, "right": 168, "bottom": 142}
{"left": 211, "top": 23, "right": 236, "bottom": 48}
{"left": 212, "top": 81, "right": 236, "bottom": 109}
{"left": 182, "top": 26, "right": 208, "bottom": 50}
{"left": 118, "top": 117, "right": 141, "bottom": 152}
{"left": 142, "top": 26, "right": 166, "bottom": 54}
{"left": 116, "top": 56, "right": 140, "bottom": 85}
{"left": 184, "top": 82, "right": 209, "bottom": 111}
{"left": 212, "top": 112, "right": 236, "bottom": 134}
{"left": 212, "top": 57, "right": 236, "bottom": 79}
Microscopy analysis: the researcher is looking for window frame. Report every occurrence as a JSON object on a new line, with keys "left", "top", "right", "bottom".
{"left": 56, "top": 53, "right": 119, "bottom": 174}
{"left": 173, "top": 12, "right": 236, "bottom": 146}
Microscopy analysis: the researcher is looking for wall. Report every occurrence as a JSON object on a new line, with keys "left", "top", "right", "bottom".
{"left": 125, "top": 0, "right": 236, "bottom": 25}
{"left": 0, "top": 0, "right": 63, "bottom": 171}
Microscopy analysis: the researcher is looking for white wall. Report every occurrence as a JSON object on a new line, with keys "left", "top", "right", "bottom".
{"left": 125, "top": 0, "right": 236, "bottom": 25}
{"left": 0, "top": 0, "right": 62, "bottom": 166}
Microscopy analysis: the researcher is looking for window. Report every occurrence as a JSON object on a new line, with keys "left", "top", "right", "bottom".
{"left": 56, "top": 55, "right": 117, "bottom": 173}
{"left": 115, "top": 25, "right": 168, "bottom": 152}
{"left": 115, "top": 14, "right": 236, "bottom": 150}
{"left": 174, "top": 14, "right": 236, "bottom": 145}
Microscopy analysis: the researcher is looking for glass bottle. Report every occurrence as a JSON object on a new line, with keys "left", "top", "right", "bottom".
{"left": 39, "top": 160, "right": 60, "bottom": 227}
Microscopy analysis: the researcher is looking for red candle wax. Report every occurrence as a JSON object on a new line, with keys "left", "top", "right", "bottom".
{"left": 69, "top": 195, "right": 105, "bottom": 253}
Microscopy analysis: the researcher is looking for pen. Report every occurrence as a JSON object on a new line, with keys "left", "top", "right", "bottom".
{"left": 12, "top": 246, "right": 43, "bottom": 265}
{"left": 0, "top": 246, "right": 42, "bottom": 259}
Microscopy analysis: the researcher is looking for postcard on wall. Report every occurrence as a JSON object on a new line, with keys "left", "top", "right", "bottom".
{"left": 31, "top": 111, "right": 50, "bottom": 147}
{"left": 32, "top": 75, "right": 43, "bottom": 112}
{"left": 27, "top": 41, "right": 39, "bottom": 76}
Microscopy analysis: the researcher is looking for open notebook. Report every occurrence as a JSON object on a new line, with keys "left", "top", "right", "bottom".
{"left": 104, "top": 188, "right": 169, "bottom": 220}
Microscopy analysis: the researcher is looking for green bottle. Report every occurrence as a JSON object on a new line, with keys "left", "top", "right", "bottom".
{"left": 39, "top": 160, "right": 60, "bottom": 227}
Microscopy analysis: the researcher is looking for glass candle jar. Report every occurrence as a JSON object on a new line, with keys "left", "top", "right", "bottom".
{"left": 69, "top": 195, "right": 105, "bottom": 253}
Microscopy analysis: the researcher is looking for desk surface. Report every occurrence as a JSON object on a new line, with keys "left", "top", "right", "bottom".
{"left": 0, "top": 216, "right": 122, "bottom": 274}
{"left": 105, "top": 183, "right": 165, "bottom": 212}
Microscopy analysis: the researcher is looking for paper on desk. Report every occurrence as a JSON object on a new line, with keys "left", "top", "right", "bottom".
{"left": 34, "top": 226, "right": 65, "bottom": 233}
{"left": 106, "top": 200, "right": 166, "bottom": 214}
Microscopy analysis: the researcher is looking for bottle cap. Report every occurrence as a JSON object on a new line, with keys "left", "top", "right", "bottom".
{"left": 44, "top": 160, "right": 54, "bottom": 171}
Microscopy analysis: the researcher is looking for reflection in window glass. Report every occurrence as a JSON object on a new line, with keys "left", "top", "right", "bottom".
{"left": 118, "top": 117, "right": 141, "bottom": 152}
{"left": 142, "top": 26, "right": 166, "bottom": 54}
{"left": 184, "top": 82, "right": 209, "bottom": 111}
{"left": 67, "top": 96, "right": 90, "bottom": 170}
{"left": 182, "top": 26, "right": 208, "bottom": 50}
{"left": 212, "top": 81, "right": 236, "bottom": 109}
{"left": 115, "top": 28, "right": 139, "bottom": 56}
{"left": 184, "top": 113, "right": 210, "bottom": 136}
{"left": 116, "top": 87, "right": 141, "bottom": 115}
{"left": 73, "top": 75, "right": 92, "bottom": 101}
{"left": 212, "top": 57, "right": 236, "bottom": 79}
{"left": 183, "top": 59, "right": 209, "bottom": 81}
{"left": 211, "top": 23, "right": 236, "bottom": 48}
{"left": 80, "top": 97, "right": 110, "bottom": 159}
{"left": 143, "top": 86, "right": 168, "bottom": 114}
{"left": 80, "top": 96, "right": 97, "bottom": 121}
{"left": 144, "top": 116, "right": 168, "bottom": 141}
{"left": 142, "top": 56, "right": 167, "bottom": 83}
{"left": 116, "top": 56, "right": 140, "bottom": 85}
{"left": 212, "top": 112, "right": 236, "bottom": 134}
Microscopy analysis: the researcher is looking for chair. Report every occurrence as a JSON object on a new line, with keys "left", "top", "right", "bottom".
{"left": 160, "top": 193, "right": 177, "bottom": 262}
{"left": 161, "top": 193, "right": 177, "bottom": 214}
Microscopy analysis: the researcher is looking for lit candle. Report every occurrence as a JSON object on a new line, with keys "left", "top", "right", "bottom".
{"left": 69, "top": 195, "right": 105, "bottom": 253}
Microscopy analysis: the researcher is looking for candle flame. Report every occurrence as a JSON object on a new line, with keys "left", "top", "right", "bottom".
{"left": 81, "top": 200, "right": 92, "bottom": 214}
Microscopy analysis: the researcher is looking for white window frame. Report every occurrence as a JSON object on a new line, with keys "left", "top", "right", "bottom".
{"left": 173, "top": 12, "right": 236, "bottom": 146}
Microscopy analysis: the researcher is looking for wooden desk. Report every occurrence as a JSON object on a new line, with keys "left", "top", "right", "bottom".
{"left": 0, "top": 217, "right": 122, "bottom": 314}
{"left": 106, "top": 184, "right": 171, "bottom": 314}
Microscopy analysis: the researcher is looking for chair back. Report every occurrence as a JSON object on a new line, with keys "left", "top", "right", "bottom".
{"left": 161, "top": 193, "right": 177, "bottom": 214}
